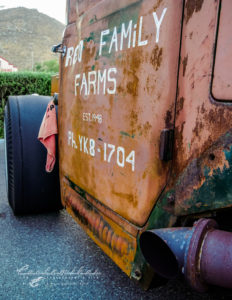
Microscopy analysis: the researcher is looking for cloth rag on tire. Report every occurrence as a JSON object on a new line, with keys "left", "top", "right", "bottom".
{"left": 38, "top": 100, "right": 58, "bottom": 172}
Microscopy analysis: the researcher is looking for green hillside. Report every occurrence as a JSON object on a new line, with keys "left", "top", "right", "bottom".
{"left": 0, "top": 7, "right": 65, "bottom": 70}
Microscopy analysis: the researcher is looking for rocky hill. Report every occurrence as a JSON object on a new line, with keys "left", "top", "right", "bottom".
{"left": 0, "top": 7, "right": 65, "bottom": 70}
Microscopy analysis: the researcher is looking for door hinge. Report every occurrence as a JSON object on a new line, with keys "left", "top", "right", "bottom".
{"left": 159, "top": 129, "right": 174, "bottom": 161}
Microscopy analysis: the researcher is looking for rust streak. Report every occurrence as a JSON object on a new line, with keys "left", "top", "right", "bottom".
{"left": 182, "top": 55, "right": 188, "bottom": 77}
{"left": 150, "top": 46, "right": 163, "bottom": 71}
{"left": 153, "top": 0, "right": 163, "bottom": 12}
{"left": 185, "top": 0, "right": 204, "bottom": 24}
{"left": 65, "top": 192, "right": 131, "bottom": 256}
{"left": 176, "top": 97, "right": 185, "bottom": 116}
{"left": 112, "top": 190, "right": 138, "bottom": 208}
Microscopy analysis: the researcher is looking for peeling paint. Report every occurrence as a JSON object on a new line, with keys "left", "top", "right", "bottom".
{"left": 120, "top": 131, "right": 135, "bottom": 139}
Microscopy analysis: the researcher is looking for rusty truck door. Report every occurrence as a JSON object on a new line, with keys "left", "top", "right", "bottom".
{"left": 59, "top": 0, "right": 183, "bottom": 227}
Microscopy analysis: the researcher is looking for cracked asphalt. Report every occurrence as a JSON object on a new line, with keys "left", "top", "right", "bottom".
{"left": 0, "top": 139, "right": 232, "bottom": 300}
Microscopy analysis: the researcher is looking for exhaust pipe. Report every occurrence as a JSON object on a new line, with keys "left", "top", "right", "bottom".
{"left": 140, "top": 218, "right": 232, "bottom": 292}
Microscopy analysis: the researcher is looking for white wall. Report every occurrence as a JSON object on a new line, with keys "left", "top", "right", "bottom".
{"left": 0, "top": 57, "right": 18, "bottom": 72}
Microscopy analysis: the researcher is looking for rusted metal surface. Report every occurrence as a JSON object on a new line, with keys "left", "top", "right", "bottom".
{"left": 174, "top": 129, "right": 232, "bottom": 215}
{"left": 76, "top": 0, "right": 97, "bottom": 19}
{"left": 63, "top": 176, "right": 139, "bottom": 237}
{"left": 184, "top": 218, "right": 216, "bottom": 292}
{"left": 66, "top": 0, "right": 77, "bottom": 24}
{"left": 186, "top": 218, "right": 232, "bottom": 291}
{"left": 200, "top": 227, "right": 232, "bottom": 289}
{"left": 139, "top": 5, "right": 232, "bottom": 290}
{"left": 140, "top": 227, "right": 190, "bottom": 279}
{"left": 174, "top": 0, "right": 220, "bottom": 180}
{"left": 61, "top": 181, "right": 137, "bottom": 276}
{"left": 67, "top": 0, "right": 99, "bottom": 25}
{"left": 165, "top": 0, "right": 232, "bottom": 216}
{"left": 140, "top": 218, "right": 232, "bottom": 291}
{"left": 59, "top": 0, "right": 183, "bottom": 228}
{"left": 212, "top": 0, "right": 232, "bottom": 100}
{"left": 57, "top": 0, "right": 232, "bottom": 291}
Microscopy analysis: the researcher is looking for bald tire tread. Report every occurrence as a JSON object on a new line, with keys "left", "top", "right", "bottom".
{"left": 4, "top": 95, "right": 62, "bottom": 215}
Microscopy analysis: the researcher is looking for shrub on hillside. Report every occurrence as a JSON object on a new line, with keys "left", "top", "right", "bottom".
{"left": 35, "top": 59, "right": 59, "bottom": 73}
{"left": 0, "top": 72, "right": 52, "bottom": 138}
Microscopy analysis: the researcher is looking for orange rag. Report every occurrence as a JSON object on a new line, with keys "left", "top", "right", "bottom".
{"left": 38, "top": 100, "right": 58, "bottom": 172}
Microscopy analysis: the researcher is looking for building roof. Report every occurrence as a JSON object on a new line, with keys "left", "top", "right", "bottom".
{"left": 0, "top": 55, "right": 17, "bottom": 68}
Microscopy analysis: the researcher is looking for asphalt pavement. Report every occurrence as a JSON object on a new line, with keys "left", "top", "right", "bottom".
{"left": 0, "top": 139, "right": 231, "bottom": 300}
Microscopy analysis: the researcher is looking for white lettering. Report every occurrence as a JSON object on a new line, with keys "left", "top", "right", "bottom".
{"left": 89, "top": 139, "right": 95, "bottom": 157}
{"left": 84, "top": 137, "right": 88, "bottom": 154}
{"left": 79, "top": 135, "right": 83, "bottom": 151}
{"left": 97, "top": 69, "right": 106, "bottom": 95}
{"left": 68, "top": 131, "right": 72, "bottom": 145}
{"left": 120, "top": 21, "right": 132, "bottom": 50}
{"left": 88, "top": 71, "right": 97, "bottom": 95}
{"left": 74, "top": 137, "right": 136, "bottom": 172}
{"left": 117, "top": 147, "right": 125, "bottom": 168}
{"left": 132, "top": 24, "right": 137, "bottom": 48}
{"left": 73, "top": 40, "right": 84, "bottom": 64}
{"left": 65, "top": 47, "right": 74, "bottom": 67}
{"left": 75, "top": 68, "right": 117, "bottom": 96}
{"left": 68, "top": 11, "right": 167, "bottom": 69}
{"left": 107, "top": 144, "right": 115, "bottom": 162}
{"left": 75, "top": 74, "right": 80, "bottom": 96}
{"left": 68, "top": 131, "right": 77, "bottom": 148}
{"left": 107, "top": 68, "right": 117, "bottom": 94}
{"left": 138, "top": 16, "right": 148, "bottom": 47}
{"left": 152, "top": 8, "right": 167, "bottom": 43}
{"left": 99, "top": 29, "right": 110, "bottom": 56}
{"left": 126, "top": 150, "right": 135, "bottom": 171}
{"left": 109, "top": 27, "right": 118, "bottom": 53}
{"left": 80, "top": 73, "right": 88, "bottom": 95}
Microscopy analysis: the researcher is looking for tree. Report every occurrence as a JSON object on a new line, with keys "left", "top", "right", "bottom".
{"left": 35, "top": 59, "right": 59, "bottom": 73}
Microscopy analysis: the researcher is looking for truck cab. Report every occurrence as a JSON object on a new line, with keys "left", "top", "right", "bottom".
{"left": 5, "top": 0, "right": 232, "bottom": 292}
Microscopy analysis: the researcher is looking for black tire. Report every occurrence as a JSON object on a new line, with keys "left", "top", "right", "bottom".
{"left": 4, "top": 95, "right": 62, "bottom": 215}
